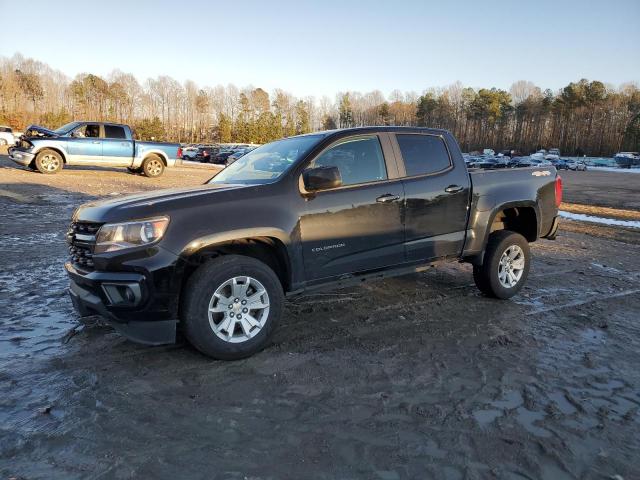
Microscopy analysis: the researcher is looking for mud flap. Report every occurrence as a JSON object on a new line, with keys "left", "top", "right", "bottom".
{"left": 545, "top": 216, "right": 560, "bottom": 240}
{"left": 111, "top": 320, "right": 177, "bottom": 346}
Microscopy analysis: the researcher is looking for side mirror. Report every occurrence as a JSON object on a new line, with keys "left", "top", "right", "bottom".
{"left": 70, "top": 130, "right": 81, "bottom": 138}
{"left": 303, "top": 166, "right": 342, "bottom": 192}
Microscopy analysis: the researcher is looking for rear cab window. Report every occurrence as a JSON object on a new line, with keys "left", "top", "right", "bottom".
{"left": 396, "top": 134, "right": 451, "bottom": 176}
{"left": 104, "top": 125, "right": 127, "bottom": 139}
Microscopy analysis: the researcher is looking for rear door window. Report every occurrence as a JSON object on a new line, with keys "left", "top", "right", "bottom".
{"left": 396, "top": 134, "right": 451, "bottom": 176}
{"left": 104, "top": 125, "right": 127, "bottom": 139}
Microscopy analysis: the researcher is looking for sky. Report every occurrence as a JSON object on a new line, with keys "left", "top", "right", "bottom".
{"left": 1, "top": 0, "right": 639, "bottom": 98}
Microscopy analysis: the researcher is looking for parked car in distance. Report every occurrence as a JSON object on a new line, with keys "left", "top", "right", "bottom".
{"left": 212, "top": 149, "right": 236, "bottom": 165}
{"left": 549, "top": 158, "right": 569, "bottom": 170}
{"left": 226, "top": 147, "right": 257, "bottom": 166}
{"left": 8, "top": 121, "right": 181, "bottom": 177}
{"left": 0, "top": 125, "right": 17, "bottom": 146}
{"left": 194, "top": 146, "right": 214, "bottom": 163}
{"left": 468, "top": 156, "right": 508, "bottom": 169}
{"left": 530, "top": 158, "right": 553, "bottom": 167}
{"left": 66, "top": 126, "right": 561, "bottom": 360}
{"left": 508, "top": 156, "right": 533, "bottom": 168}
{"left": 181, "top": 146, "right": 199, "bottom": 160}
{"left": 565, "top": 159, "right": 587, "bottom": 171}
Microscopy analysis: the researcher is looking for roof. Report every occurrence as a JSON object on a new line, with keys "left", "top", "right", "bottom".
{"left": 295, "top": 126, "right": 451, "bottom": 138}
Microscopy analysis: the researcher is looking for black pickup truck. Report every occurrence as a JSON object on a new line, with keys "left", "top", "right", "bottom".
{"left": 66, "top": 127, "right": 561, "bottom": 359}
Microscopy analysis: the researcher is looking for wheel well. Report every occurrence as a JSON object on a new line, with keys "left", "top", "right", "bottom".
{"left": 37, "top": 147, "right": 67, "bottom": 163}
{"left": 180, "top": 237, "right": 291, "bottom": 299}
{"left": 490, "top": 207, "right": 538, "bottom": 242}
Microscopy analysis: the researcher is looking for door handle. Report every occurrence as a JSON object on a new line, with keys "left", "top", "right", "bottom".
{"left": 445, "top": 185, "right": 464, "bottom": 193}
{"left": 92, "top": 141, "right": 101, "bottom": 144}
{"left": 376, "top": 194, "right": 400, "bottom": 203}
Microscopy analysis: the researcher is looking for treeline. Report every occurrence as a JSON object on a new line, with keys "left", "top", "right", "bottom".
{"left": 1, "top": 53, "right": 639, "bottom": 155}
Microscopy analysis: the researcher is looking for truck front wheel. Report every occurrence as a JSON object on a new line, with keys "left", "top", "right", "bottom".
{"left": 181, "top": 255, "right": 284, "bottom": 360}
{"left": 142, "top": 155, "right": 165, "bottom": 178}
{"left": 473, "top": 230, "right": 530, "bottom": 299}
{"left": 35, "top": 149, "right": 63, "bottom": 174}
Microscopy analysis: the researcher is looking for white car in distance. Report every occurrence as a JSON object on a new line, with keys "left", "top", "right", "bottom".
{"left": 0, "top": 126, "right": 18, "bottom": 147}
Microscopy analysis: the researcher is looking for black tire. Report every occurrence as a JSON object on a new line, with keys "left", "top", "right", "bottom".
{"left": 181, "top": 255, "right": 284, "bottom": 360}
{"left": 141, "top": 155, "right": 165, "bottom": 177}
{"left": 34, "top": 148, "right": 63, "bottom": 174}
{"left": 473, "top": 230, "right": 530, "bottom": 299}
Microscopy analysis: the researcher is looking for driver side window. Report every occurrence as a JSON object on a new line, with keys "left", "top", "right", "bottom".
{"left": 306, "top": 135, "right": 387, "bottom": 186}
{"left": 73, "top": 124, "right": 101, "bottom": 138}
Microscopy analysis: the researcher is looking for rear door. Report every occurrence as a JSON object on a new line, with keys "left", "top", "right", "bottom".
{"left": 392, "top": 133, "right": 471, "bottom": 262}
{"left": 299, "top": 133, "right": 405, "bottom": 282}
{"left": 67, "top": 123, "right": 103, "bottom": 163}
{"left": 102, "top": 124, "right": 134, "bottom": 166}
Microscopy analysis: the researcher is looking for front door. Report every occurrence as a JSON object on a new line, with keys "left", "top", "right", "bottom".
{"left": 300, "top": 134, "right": 405, "bottom": 283}
{"left": 67, "top": 123, "right": 103, "bottom": 163}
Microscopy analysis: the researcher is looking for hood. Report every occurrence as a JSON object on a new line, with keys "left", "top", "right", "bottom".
{"left": 74, "top": 183, "right": 249, "bottom": 223}
{"left": 24, "top": 124, "right": 58, "bottom": 138}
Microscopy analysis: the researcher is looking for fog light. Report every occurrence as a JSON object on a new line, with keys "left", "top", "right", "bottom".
{"left": 102, "top": 283, "right": 142, "bottom": 306}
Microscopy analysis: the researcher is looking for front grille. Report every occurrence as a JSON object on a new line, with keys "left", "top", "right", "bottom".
{"left": 67, "top": 221, "right": 103, "bottom": 270}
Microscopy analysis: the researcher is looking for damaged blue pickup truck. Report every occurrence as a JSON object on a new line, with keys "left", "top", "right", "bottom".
{"left": 9, "top": 121, "right": 182, "bottom": 177}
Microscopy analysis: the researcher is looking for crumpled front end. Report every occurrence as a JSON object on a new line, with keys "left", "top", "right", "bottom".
{"left": 8, "top": 143, "right": 35, "bottom": 166}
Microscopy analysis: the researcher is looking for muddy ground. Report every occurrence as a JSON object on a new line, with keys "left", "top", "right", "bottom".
{"left": 1, "top": 156, "right": 639, "bottom": 479}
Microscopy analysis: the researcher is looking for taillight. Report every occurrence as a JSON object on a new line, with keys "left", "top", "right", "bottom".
{"left": 177, "top": 147, "right": 182, "bottom": 158}
{"left": 555, "top": 175, "right": 563, "bottom": 207}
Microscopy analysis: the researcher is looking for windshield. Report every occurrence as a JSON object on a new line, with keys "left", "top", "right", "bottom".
{"left": 209, "top": 135, "right": 323, "bottom": 185}
{"left": 54, "top": 122, "right": 81, "bottom": 134}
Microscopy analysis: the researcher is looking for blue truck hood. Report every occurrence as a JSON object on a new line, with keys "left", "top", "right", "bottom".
{"left": 24, "top": 124, "right": 58, "bottom": 137}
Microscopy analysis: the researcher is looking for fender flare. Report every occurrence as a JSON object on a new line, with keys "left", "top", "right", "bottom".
{"left": 466, "top": 200, "right": 540, "bottom": 266}
{"left": 180, "top": 227, "right": 292, "bottom": 257}
{"left": 485, "top": 200, "right": 540, "bottom": 243}
{"left": 176, "top": 227, "right": 295, "bottom": 287}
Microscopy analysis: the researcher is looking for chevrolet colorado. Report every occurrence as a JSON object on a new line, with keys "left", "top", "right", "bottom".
{"left": 66, "top": 127, "right": 561, "bottom": 359}
{"left": 9, "top": 122, "right": 181, "bottom": 177}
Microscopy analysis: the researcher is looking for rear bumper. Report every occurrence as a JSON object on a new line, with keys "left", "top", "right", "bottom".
{"left": 65, "top": 260, "right": 179, "bottom": 345}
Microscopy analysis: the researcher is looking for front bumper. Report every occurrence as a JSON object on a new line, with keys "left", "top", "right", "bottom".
{"left": 9, "top": 149, "right": 35, "bottom": 166}
{"left": 65, "top": 259, "right": 179, "bottom": 345}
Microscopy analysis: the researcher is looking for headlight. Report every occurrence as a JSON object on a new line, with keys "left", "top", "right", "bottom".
{"left": 94, "top": 217, "right": 169, "bottom": 253}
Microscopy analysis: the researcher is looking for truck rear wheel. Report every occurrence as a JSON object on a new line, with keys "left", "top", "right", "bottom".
{"left": 473, "top": 230, "right": 530, "bottom": 299}
{"left": 35, "top": 149, "right": 63, "bottom": 174}
{"left": 181, "top": 255, "right": 284, "bottom": 360}
{"left": 142, "top": 155, "right": 165, "bottom": 178}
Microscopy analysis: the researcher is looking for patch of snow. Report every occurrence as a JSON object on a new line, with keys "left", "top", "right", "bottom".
{"left": 587, "top": 166, "right": 640, "bottom": 174}
{"left": 559, "top": 211, "right": 640, "bottom": 229}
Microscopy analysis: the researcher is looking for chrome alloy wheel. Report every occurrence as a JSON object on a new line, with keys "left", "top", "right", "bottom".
{"left": 146, "top": 158, "right": 163, "bottom": 176}
{"left": 207, "top": 276, "right": 270, "bottom": 343}
{"left": 40, "top": 153, "right": 60, "bottom": 171}
{"left": 498, "top": 245, "right": 525, "bottom": 288}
